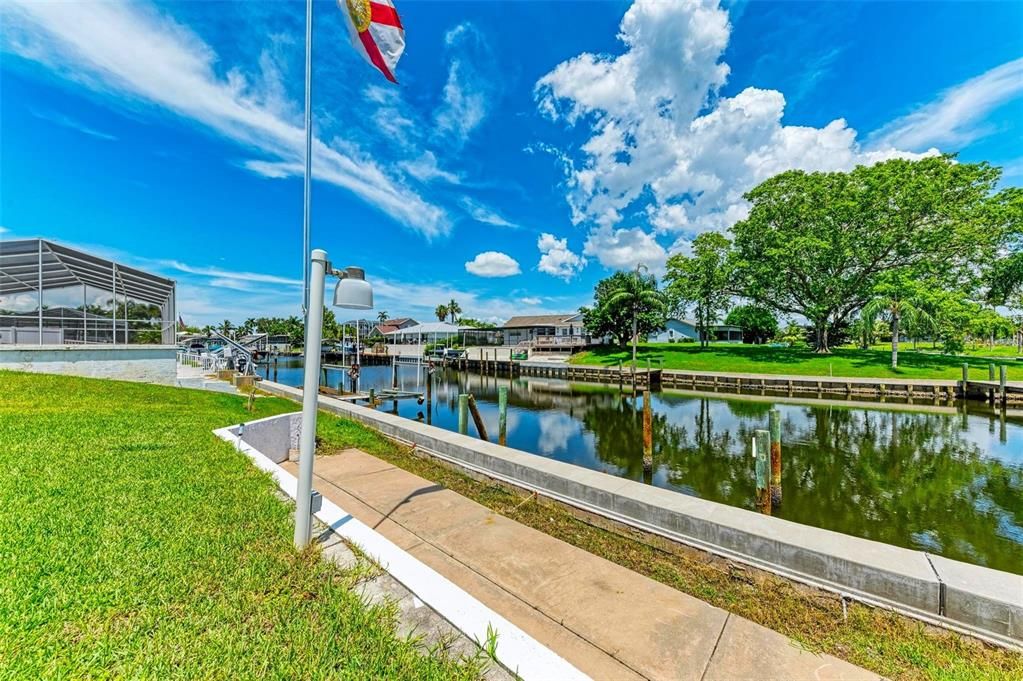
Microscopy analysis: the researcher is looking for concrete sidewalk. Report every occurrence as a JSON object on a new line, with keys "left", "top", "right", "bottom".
{"left": 283, "top": 450, "right": 878, "bottom": 680}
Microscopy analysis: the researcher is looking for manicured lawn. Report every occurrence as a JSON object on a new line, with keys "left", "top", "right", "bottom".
{"left": 0, "top": 371, "right": 483, "bottom": 679}
{"left": 572, "top": 343, "right": 1023, "bottom": 381}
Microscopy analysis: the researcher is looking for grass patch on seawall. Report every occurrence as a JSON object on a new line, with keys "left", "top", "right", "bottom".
{"left": 316, "top": 412, "right": 1023, "bottom": 681}
{"left": 0, "top": 371, "right": 484, "bottom": 679}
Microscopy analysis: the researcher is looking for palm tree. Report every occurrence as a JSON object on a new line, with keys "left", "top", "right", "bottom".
{"left": 377, "top": 310, "right": 389, "bottom": 324}
{"left": 219, "top": 319, "right": 234, "bottom": 337}
{"left": 447, "top": 299, "right": 462, "bottom": 324}
{"left": 863, "top": 286, "right": 932, "bottom": 370}
{"left": 606, "top": 268, "right": 665, "bottom": 372}
{"left": 435, "top": 304, "right": 449, "bottom": 322}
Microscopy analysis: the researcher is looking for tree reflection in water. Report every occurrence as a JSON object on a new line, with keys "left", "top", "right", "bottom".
{"left": 578, "top": 390, "right": 1023, "bottom": 572}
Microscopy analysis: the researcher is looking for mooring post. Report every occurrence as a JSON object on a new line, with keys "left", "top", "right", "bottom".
{"left": 754, "top": 429, "right": 771, "bottom": 515}
{"left": 391, "top": 354, "right": 398, "bottom": 389}
{"left": 989, "top": 363, "right": 996, "bottom": 403}
{"left": 467, "top": 394, "right": 489, "bottom": 441}
{"left": 368, "top": 388, "right": 376, "bottom": 407}
{"left": 458, "top": 394, "right": 468, "bottom": 435}
{"left": 961, "top": 363, "right": 969, "bottom": 399}
{"left": 642, "top": 389, "right": 653, "bottom": 473}
{"left": 1000, "top": 365, "right": 1008, "bottom": 406}
{"left": 769, "top": 409, "right": 782, "bottom": 506}
{"left": 498, "top": 386, "right": 508, "bottom": 446}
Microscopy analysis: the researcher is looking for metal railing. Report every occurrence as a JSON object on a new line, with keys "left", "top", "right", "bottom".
{"left": 177, "top": 350, "right": 228, "bottom": 373}
{"left": 0, "top": 312, "right": 173, "bottom": 345}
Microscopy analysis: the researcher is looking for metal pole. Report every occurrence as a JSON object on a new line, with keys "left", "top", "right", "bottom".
{"left": 38, "top": 240, "right": 43, "bottom": 345}
{"left": 295, "top": 248, "right": 328, "bottom": 549}
{"left": 111, "top": 263, "right": 116, "bottom": 345}
{"left": 301, "top": 0, "right": 313, "bottom": 315}
{"left": 83, "top": 284, "right": 88, "bottom": 343}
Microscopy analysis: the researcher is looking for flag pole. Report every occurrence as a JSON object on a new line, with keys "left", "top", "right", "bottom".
{"left": 302, "top": 0, "right": 313, "bottom": 316}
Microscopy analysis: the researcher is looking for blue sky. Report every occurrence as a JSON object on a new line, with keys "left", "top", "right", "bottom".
{"left": 2, "top": 0, "right": 1021, "bottom": 325}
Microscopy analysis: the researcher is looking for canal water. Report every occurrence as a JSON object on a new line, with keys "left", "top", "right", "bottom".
{"left": 262, "top": 358, "right": 1023, "bottom": 573}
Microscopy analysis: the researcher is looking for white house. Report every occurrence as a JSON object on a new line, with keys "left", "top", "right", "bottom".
{"left": 648, "top": 318, "right": 743, "bottom": 343}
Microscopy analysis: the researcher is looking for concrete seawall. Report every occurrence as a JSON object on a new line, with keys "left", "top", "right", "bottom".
{"left": 0, "top": 344, "right": 178, "bottom": 384}
{"left": 259, "top": 379, "right": 1022, "bottom": 647}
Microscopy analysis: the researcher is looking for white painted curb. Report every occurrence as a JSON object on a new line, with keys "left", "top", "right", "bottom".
{"left": 213, "top": 424, "right": 589, "bottom": 681}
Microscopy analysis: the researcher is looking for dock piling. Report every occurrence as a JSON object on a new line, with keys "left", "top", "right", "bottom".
{"left": 498, "top": 386, "right": 508, "bottom": 446}
{"left": 961, "top": 363, "right": 969, "bottom": 398}
{"left": 458, "top": 394, "right": 468, "bottom": 435}
{"left": 754, "top": 429, "right": 771, "bottom": 515}
{"left": 642, "top": 389, "right": 652, "bottom": 473}
{"left": 391, "top": 354, "right": 397, "bottom": 389}
{"left": 769, "top": 409, "right": 782, "bottom": 506}
{"left": 1000, "top": 365, "right": 1008, "bottom": 405}
{"left": 989, "top": 363, "right": 996, "bottom": 403}
{"left": 467, "top": 394, "right": 489, "bottom": 441}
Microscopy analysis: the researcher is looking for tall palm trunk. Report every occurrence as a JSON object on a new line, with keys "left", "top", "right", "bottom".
{"left": 891, "top": 312, "right": 900, "bottom": 370}
{"left": 631, "top": 309, "right": 638, "bottom": 371}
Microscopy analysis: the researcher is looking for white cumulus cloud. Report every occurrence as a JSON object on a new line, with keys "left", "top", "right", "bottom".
{"left": 534, "top": 0, "right": 937, "bottom": 256}
{"left": 537, "top": 233, "right": 586, "bottom": 281}
{"left": 464, "top": 251, "right": 521, "bottom": 278}
{"left": 583, "top": 225, "right": 668, "bottom": 273}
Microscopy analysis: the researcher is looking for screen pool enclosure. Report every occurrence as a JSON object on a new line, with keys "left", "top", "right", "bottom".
{"left": 0, "top": 239, "right": 176, "bottom": 345}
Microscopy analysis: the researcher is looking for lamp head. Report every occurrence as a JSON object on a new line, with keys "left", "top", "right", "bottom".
{"left": 332, "top": 266, "right": 373, "bottom": 310}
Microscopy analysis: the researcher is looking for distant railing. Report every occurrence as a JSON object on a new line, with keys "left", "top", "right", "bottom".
{"left": 530, "top": 335, "right": 592, "bottom": 348}
{"left": 177, "top": 350, "right": 228, "bottom": 373}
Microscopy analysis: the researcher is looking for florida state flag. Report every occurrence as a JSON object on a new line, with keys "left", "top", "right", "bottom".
{"left": 339, "top": 0, "right": 405, "bottom": 83}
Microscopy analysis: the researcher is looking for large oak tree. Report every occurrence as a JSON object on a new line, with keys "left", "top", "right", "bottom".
{"left": 731, "top": 156, "right": 1011, "bottom": 352}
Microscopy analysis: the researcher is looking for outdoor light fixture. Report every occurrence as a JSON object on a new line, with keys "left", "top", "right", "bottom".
{"left": 331, "top": 266, "right": 373, "bottom": 310}
{"left": 295, "top": 250, "right": 375, "bottom": 549}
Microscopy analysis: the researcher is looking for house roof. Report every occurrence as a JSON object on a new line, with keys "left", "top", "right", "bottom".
{"left": 372, "top": 324, "right": 400, "bottom": 335}
{"left": 383, "top": 317, "right": 414, "bottom": 326}
{"left": 502, "top": 314, "right": 579, "bottom": 328}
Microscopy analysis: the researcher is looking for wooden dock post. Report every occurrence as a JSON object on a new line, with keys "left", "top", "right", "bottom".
{"left": 961, "top": 363, "right": 969, "bottom": 398}
{"left": 467, "top": 394, "right": 489, "bottom": 441}
{"left": 498, "top": 386, "right": 508, "bottom": 446}
{"left": 989, "top": 363, "right": 996, "bottom": 403}
{"left": 1000, "top": 365, "right": 1008, "bottom": 406}
{"left": 769, "top": 409, "right": 782, "bottom": 506}
{"left": 458, "top": 394, "right": 468, "bottom": 435}
{"left": 642, "top": 389, "right": 653, "bottom": 473}
{"left": 754, "top": 429, "right": 771, "bottom": 515}
{"left": 391, "top": 354, "right": 398, "bottom": 388}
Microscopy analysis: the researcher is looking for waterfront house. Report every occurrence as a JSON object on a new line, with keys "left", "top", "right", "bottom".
{"left": 502, "top": 314, "right": 596, "bottom": 351}
{"left": 648, "top": 318, "right": 744, "bottom": 343}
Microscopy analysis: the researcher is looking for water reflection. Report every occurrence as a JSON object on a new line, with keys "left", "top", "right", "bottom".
{"left": 265, "top": 359, "right": 1023, "bottom": 573}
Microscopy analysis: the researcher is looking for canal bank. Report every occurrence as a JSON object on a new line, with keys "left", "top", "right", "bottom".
{"left": 260, "top": 379, "right": 1022, "bottom": 647}
{"left": 259, "top": 361, "right": 1023, "bottom": 573}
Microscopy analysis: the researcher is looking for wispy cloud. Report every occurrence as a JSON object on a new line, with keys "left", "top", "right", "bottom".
{"left": 869, "top": 58, "right": 1023, "bottom": 151}
{"left": 460, "top": 196, "right": 516, "bottom": 228}
{"left": 30, "top": 108, "right": 117, "bottom": 141}
{"left": 1, "top": 0, "right": 448, "bottom": 238}
{"left": 434, "top": 22, "right": 495, "bottom": 146}
{"left": 163, "top": 260, "right": 301, "bottom": 287}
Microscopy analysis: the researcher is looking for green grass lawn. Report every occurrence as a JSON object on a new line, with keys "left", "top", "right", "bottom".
{"left": 0, "top": 371, "right": 483, "bottom": 679}
{"left": 572, "top": 343, "right": 1023, "bottom": 381}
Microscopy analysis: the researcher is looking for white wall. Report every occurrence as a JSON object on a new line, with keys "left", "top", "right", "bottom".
{"left": 0, "top": 345, "right": 178, "bottom": 384}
